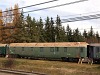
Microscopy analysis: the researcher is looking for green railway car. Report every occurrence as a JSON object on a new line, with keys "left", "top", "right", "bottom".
{"left": 0, "top": 44, "right": 7, "bottom": 57}
{"left": 9, "top": 42, "right": 88, "bottom": 61}
{"left": 87, "top": 43, "right": 100, "bottom": 62}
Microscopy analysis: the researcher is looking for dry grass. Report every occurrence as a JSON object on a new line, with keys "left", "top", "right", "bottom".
{"left": 0, "top": 58, "right": 100, "bottom": 75}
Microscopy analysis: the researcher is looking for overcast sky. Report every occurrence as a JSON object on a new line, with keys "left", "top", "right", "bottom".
{"left": 0, "top": 0, "right": 100, "bottom": 33}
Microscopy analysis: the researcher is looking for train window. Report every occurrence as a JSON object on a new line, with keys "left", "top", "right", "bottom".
{"left": 40, "top": 47, "right": 43, "bottom": 52}
{"left": 50, "top": 47, "right": 54, "bottom": 52}
{"left": 55, "top": 47, "right": 59, "bottom": 52}
{"left": 64, "top": 47, "right": 67, "bottom": 52}
{"left": 80, "top": 47, "right": 83, "bottom": 53}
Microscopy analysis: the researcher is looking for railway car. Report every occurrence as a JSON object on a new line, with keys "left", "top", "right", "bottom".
{"left": 9, "top": 42, "right": 88, "bottom": 61}
{"left": 87, "top": 43, "right": 100, "bottom": 63}
{"left": 0, "top": 44, "right": 7, "bottom": 57}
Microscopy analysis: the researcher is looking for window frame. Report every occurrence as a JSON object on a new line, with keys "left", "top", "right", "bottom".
{"left": 40, "top": 47, "right": 43, "bottom": 52}
{"left": 50, "top": 47, "right": 54, "bottom": 52}
{"left": 55, "top": 47, "right": 59, "bottom": 52}
{"left": 64, "top": 47, "right": 67, "bottom": 52}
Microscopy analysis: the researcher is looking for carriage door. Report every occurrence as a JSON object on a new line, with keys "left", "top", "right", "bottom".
{"left": 87, "top": 45, "right": 94, "bottom": 58}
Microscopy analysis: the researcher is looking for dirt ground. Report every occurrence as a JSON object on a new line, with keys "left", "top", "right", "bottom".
{"left": 0, "top": 72, "right": 17, "bottom": 75}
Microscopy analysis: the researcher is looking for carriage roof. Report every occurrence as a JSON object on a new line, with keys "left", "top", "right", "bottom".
{"left": 9, "top": 42, "right": 88, "bottom": 47}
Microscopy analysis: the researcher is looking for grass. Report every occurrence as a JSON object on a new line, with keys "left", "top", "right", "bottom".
{"left": 0, "top": 58, "right": 100, "bottom": 75}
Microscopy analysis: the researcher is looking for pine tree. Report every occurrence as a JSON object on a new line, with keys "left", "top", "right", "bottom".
{"left": 60, "top": 26, "right": 67, "bottom": 41}
{"left": 55, "top": 15, "right": 63, "bottom": 42}
{"left": 87, "top": 26, "right": 95, "bottom": 43}
{"left": 88, "top": 26, "right": 94, "bottom": 37}
{"left": 24, "top": 14, "right": 33, "bottom": 42}
{"left": 50, "top": 17, "right": 55, "bottom": 42}
{"left": 73, "top": 28, "right": 84, "bottom": 42}
{"left": 66, "top": 25, "right": 73, "bottom": 42}
{"left": 96, "top": 31, "right": 99, "bottom": 38}
{"left": 0, "top": 9, "right": 3, "bottom": 43}
{"left": 83, "top": 29, "right": 88, "bottom": 42}
{"left": 73, "top": 28, "right": 79, "bottom": 42}
{"left": 44, "top": 17, "right": 55, "bottom": 42}
{"left": 12, "top": 7, "right": 25, "bottom": 43}
{"left": 83, "top": 29, "right": 87, "bottom": 38}
{"left": 95, "top": 31, "right": 100, "bottom": 43}
{"left": 34, "top": 18, "right": 41, "bottom": 42}
{"left": 37, "top": 17, "right": 45, "bottom": 42}
{"left": 44, "top": 16, "right": 51, "bottom": 42}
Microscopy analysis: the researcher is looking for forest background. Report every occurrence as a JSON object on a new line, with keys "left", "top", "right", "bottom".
{"left": 0, "top": 4, "right": 99, "bottom": 44}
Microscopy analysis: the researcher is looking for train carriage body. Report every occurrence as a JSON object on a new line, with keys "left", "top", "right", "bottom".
{"left": 87, "top": 43, "right": 100, "bottom": 62}
{"left": 0, "top": 44, "right": 7, "bottom": 57}
{"left": 9, "top": 42, "right": 88, "bottom": 61}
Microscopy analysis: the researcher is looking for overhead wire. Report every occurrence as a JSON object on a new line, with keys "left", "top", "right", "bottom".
{"left": 23, "top": 0, "right": 88, "bottom": 14}
{"left": 0, "top": 0, "right": 100, "bottom": 32}
{"left": 61, "top": 14, "right": 100, "bottom": 23}
{"left": 2, "top": 0, "right": 99, "bottom": 30}
{"left": 0, "top": 0, "right": 88, "bottom": 17}
{"left": 60, "top": 11, "right": 100, "bottom": 18}
{"left": 0, "top": 0, "right": 59, "bottom": 13}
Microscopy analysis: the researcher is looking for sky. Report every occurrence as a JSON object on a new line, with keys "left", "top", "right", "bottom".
{"left": 0, "top": 0, "right": 100, "bottom": 33}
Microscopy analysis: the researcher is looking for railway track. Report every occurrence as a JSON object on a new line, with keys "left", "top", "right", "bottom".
{"left": 0, "top": 68, "right": 46, "bottom": 75}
